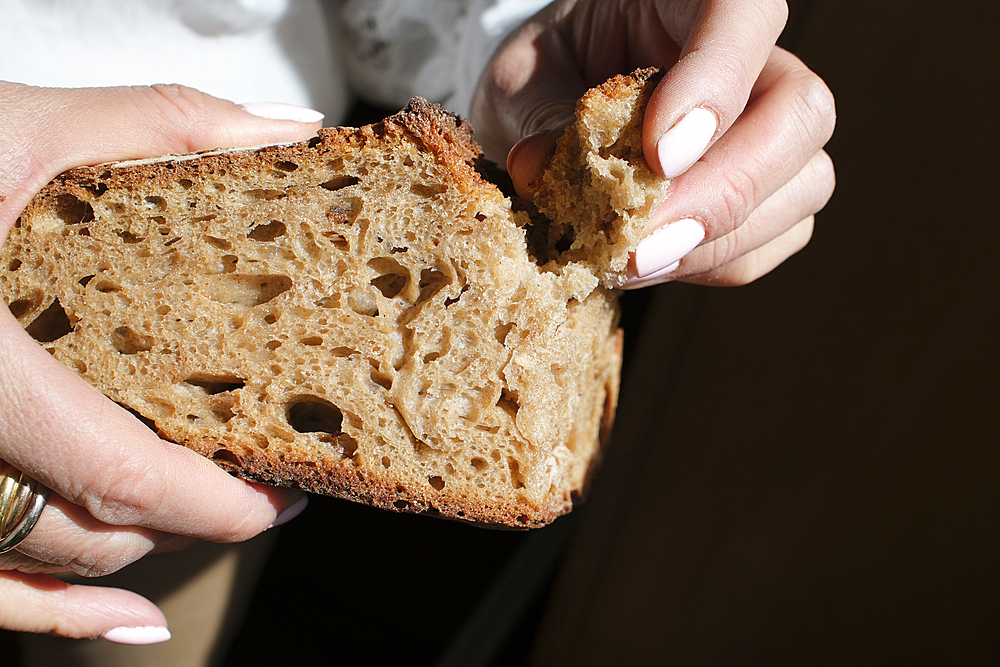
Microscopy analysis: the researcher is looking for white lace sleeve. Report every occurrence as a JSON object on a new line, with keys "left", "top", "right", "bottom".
{"left": 334, "top": 0, "right": 554, "bottom": 116}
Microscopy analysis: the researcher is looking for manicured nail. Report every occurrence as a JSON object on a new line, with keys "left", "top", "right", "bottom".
{"left": 102, "top": 626, "right": 172, "bottom": 645}
{"left": 656, "top": 107, "right": 718, "bottom": 179}
{"left": 267, "top": 495, "right": 308, "bottom": 530}
{"left": 632, "top": 219, "right": 705, "bottom": 278}
{"left": 240, "top": 102, "right": 324, "bottom": 123}
{"left": 622, "top": 261, "right": 680, "bottom": 289}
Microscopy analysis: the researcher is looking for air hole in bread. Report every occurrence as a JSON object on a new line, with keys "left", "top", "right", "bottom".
{"left": 116, "top": 230, "right": 144, "bottom": 244}
{"left": 142, "top": 196, "right": 166, "bottom": 211}
{"left": 299, "top": 336, "right": 322, "bottom": 346}
{"left": 54, "top": 194, "right": 94, "bottom": 225}
{"left": 248, "top": 221, "right": 287, "bottom": 242}
{"left": 322, "top": 231, "right": 349, "bottom": 250}
{"left": 393, "top": 499, "right": 409, "bottom": 510}
{"left": 508, "top": 457, "right": 525, "bottom": 489}
{"left": 7, "top": 297, "right": 37, "bottom": 320}
{"left": 319, "top": 175, "right": 359, "bottom": 191}
{"left": 184, "top": 374, "right": 246, "bottom": 395}
{"left": 381, "top": 456, "right": 391, "bottom": 468}
{"left": 274, "top": 160, "right": 299, "bottom": 172}
{"left": 470, "top": 457, "right": 488, "bottom": 471}
{"left": 266, "top": 340, "right": 282, "bottom": 350}
{"left": 416, "top": 268, "right": 448, "bottom": 304}
{"left": 368, "top": 257, "right": 409, "bottom": 298}
{"left": 93, "top": 280, "right": 120, "bottom": 293}
{"left": 25, "top": 299, "right": 73, "bottom": 342}
{"left": 494, "top": 322, "right": 513, "bottom": 345}
{"left": 332, "top": 346, "right": 357, "bottom": 357}
{"left": 264, "top": 312, "right": 279, "bottom": 324}
{"left": 204, "top": 235, "right": 232, "bottom": 250}
{"left": 111, "top": 326, "right": 154, "bottom": 355}
{"left": 497, "top": 388, "right": 520, "bottom": 417}
{"left": 77, "top": 275, "right": 94, "bottom": 287}
{"left": 8, "top": 258, "right": 22, "bottom": 272}
{"left": 244, "top": 188, "right": 285, "bottom": 200}
{"left": 76, "top": 227, "right": 91, "bottom": 237}
{"left": 334, "top": 433, "right": 359, "bottom": 459}
{"left": 410, "top": 183, "right": 446, "bottom": 198}
{"left": 315, "top": 295, "right": 340, "bottom": 308}
{"left": 371, "top": 369, "right": 393, "bottom": 390}
{"left": 203, "top": 274, "right": 292, "bottom": 307}
{"left": 429, "top": 475, "right": 445, "bottom": 491}
{"left": 212, "top": 449, "right": 244, "bottom": 467}
{"left": 286, "top": 395, "right": 343, "bottom": 435}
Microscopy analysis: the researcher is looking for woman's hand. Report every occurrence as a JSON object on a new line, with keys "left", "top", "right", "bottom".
{"left": 0, "top": 82, "right": 322, "bottom": 643}
{"left": 472, "top": 0, "right": 836, "bottom": 287}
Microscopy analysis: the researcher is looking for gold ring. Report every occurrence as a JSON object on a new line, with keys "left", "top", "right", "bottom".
{"left": 0, "top": 459, "right": 49, "bottom": 555}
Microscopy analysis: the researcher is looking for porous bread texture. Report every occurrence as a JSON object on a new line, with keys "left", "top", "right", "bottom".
{"left": 530, "top": 67, "right": 668, "bottom": 287}
{"left": 1, "top": 96, "right": 628, "bottom": 528}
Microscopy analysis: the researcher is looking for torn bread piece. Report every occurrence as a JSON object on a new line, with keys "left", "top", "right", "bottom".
{"left": 1, "top": 68, "right": 666, "bottom": 527}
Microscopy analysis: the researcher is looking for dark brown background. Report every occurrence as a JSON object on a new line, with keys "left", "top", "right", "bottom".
{"left": 5, "top": 0, "right": 997, "bottom": 664}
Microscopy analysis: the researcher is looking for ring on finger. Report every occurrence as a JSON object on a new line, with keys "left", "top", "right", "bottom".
{"left": 0, "top": 459, "right": 49, "bottom": 555}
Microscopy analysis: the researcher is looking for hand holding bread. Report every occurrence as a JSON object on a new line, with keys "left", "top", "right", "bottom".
{"left": 0, "top": 82, "right": 318, "bottom": 642}
{"left": 473, "top": 0, "right": 836, "bottom": 288}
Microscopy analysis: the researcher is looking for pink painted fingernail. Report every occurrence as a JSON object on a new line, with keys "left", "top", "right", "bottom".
{"left": 240, "top": 102, "right": 324, "bottom": 123}
{"left": 657, "top": 107, "right": 718, "bottom": 179}
{"left": 102, "top": 626, "right": 172, "bottom": 645}
{"left": 267, "top": 495, "right": 308, "bottom": 530}
{"left": 632, "top": 219, "right": 705, "bottom": 278}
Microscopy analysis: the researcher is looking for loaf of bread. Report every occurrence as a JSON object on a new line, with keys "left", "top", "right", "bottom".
{"left": 1, "top": 68, "right": 664, "bottom": 527}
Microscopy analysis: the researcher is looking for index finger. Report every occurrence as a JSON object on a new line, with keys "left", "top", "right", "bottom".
{"left": 644, "top": 0, "right": 789, "bottom": 178}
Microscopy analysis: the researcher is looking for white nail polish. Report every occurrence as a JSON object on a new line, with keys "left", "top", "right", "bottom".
{"left": 102, "top": 626, "right": 172, "bottom": 645}
{"left": 267, "top": 495, "right": 308, "bottom": 530}
{"left": 240, "top": 102, "right": 324, "bottom": 123}
{"left": 656, "top": 107, "right": 718, "bottom": 179}
{"left": 633, "top": 219, "right": 705, "bottom": 278}
{"left": 623, "top": 261, "right": 680, "bottom": 288}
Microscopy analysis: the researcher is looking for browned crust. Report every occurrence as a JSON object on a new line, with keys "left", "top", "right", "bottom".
{"left": 184, "top": 434, "right": 569, "bottom": 529}
{"left": 26, "top": 97, "right": 488, "bottom": 215}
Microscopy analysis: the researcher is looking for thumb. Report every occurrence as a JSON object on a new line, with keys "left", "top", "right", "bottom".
{"left": 0, "top": 82, "right": 323, "bottom": 234}
{"left": 471, "top": 15, "right": 583, "bottom": 196}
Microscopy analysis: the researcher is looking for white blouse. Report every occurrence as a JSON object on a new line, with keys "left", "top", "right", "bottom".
{"left": 0, "top": 0, "right": 553, "bottom": 123}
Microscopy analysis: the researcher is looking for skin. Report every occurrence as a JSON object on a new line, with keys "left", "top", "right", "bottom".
{"left": 0, "top": 82, "right": 318, "bottom": 639}
{"left": 472, "top": 0, "right": 836, "bottom": 287}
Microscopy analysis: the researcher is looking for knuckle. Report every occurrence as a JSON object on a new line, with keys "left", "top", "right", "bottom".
{"left": 791, "top": 71, "right": 837, "bottom": 149}
{"left": 811, "top": 150, "right": 837, "bottom": 210}
{"left": 715, "top": 164, "right": 760, "bottom": 234}
{"left": 143, "top": 83, "right": 215, "bottom": 152}
{"left": 77, "top": 460, "right": 165, "bottom": 526}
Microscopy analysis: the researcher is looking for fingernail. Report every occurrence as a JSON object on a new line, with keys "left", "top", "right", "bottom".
{"left": 240, "top": 102, "right": 324, "bottom": 123}
{"left": 267, "top": 495, "right": 308, "bottom": 530}
{"left": 633, "top": 219, "right": 705, "bottom": 278}
{"left": 102, "top": 626, "right": 172, "bottom": 645}
{"left": 622, "top": 261, "right": 680, "bottom": 289}
{"left": 657, "top": 107, "right": 718, "bottom": 179}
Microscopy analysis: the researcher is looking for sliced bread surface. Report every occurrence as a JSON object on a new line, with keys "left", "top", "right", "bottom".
{"left": 1, "top": 68, "right": 665, "bottom": 527}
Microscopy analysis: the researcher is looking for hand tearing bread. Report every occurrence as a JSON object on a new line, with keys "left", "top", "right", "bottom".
{"left": 0, "top": 68, "right": 665, "bottom": 528}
